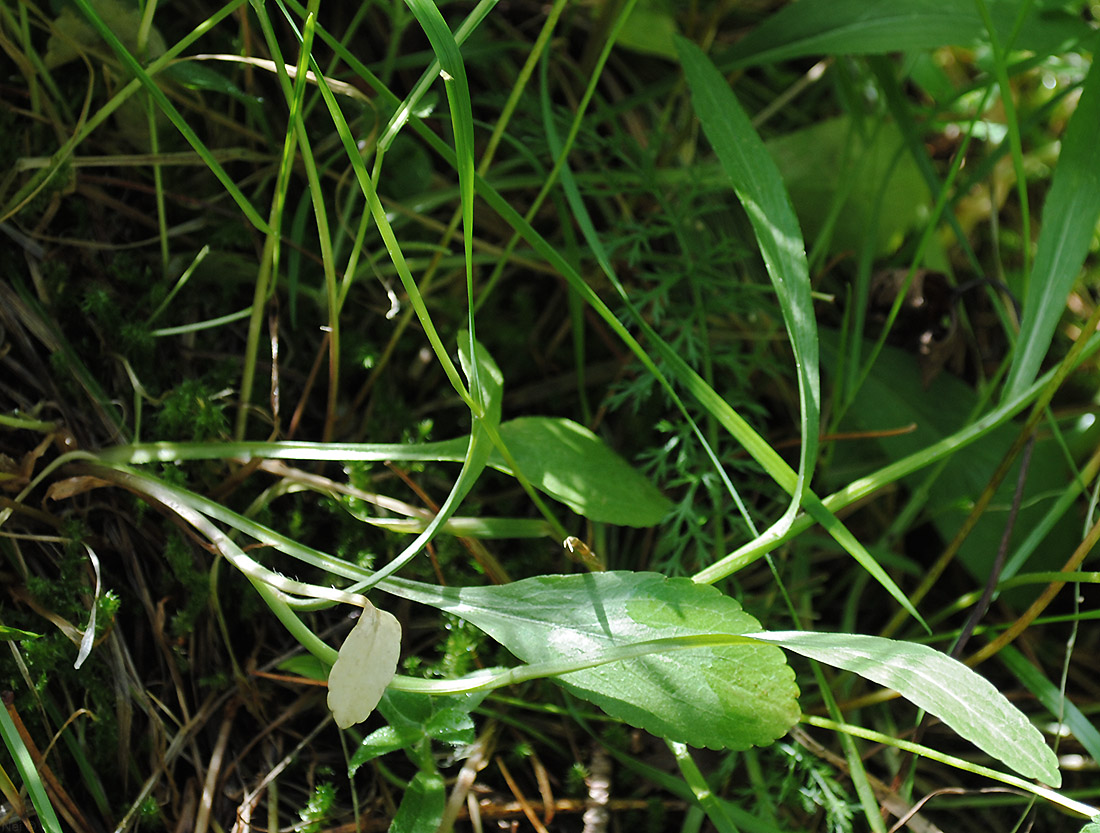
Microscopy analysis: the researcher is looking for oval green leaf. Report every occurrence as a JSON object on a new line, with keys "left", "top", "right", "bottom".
{"left": 385, "top": 571, "right": 800, "bottom": 750}
{"left": 488, "top": 417, "right": 672, "bottom": 527}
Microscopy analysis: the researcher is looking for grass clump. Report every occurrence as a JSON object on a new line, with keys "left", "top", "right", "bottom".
{"left": 1, "top": 1, "right": 1099, "bottom": 832}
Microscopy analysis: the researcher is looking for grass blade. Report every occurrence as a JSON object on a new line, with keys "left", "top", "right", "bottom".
{"left": 402, "top": 0, "right": 481, "bottom": 398}
{"left": 70, "top": 0, "right": 269, "bottom": 233}
{"left": 1003, "top": 55, "right": 1100, "bottom": 401}
{"left": 725, "top": 0, "right": 1089, "bottom": 67}
{"left": 677, "top": 36, "right": 819, "bottom": 537}
{"left": 0, "top": 702, "right": 63, "bottom": 833}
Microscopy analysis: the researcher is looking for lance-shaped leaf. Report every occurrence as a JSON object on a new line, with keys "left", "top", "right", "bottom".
{"left": 753, "top": 631, "right": 1061, "bottom": 786}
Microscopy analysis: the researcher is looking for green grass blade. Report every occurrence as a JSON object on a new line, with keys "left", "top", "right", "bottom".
{"left": 1003, "top": 54, "right": 1100, "bottom": 401}
{"left": 402, "top": 0, "right": 481, "bottom": 402}
{"left": 307, "top": 46, "right": 473, "bottom": 410}
{"left": 69, "top": 0, "right": 269, "bottom": 234}
{"left": 999, "top": 644, "right": 1100, "bottom": 765}
{"left": 0, "top": 702, "right": 63, "bottom": 833}
{"left": 677, "top": 36, "right": 819, "bottom": 533}
{"left": 725, "top": 0, "right": 1089, "bottom": 67}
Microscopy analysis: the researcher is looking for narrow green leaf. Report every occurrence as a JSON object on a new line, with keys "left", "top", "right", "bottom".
{"left": 348, "top": 725, "right": 422, "bottom": 774}
{"left": 999, "top": 644, "right": 1100, "bottom": 768}
{"left": 677, "top": 37, "right": 819, "bottom": 536}
{"left": 0, "top": 625, "right": 40, "bottom": 641}
{"left": 675, "top": 39, "right": 923, "bottom": 625}
{"left": 357, "top": 515, "right": 552, "bottom": 539}
{"left": 403, "top": 0, "right": 480, "bottom": 393}
{"left": 726, "top": 0, "right": 1089, "bottom": 68}
{"left": 753, "top": 631, "right": 1061, "bottom": 786}
{"left": 70, "top": 0, "right": 269, "bottom": 233}
{"left": 766, "top": 116, "right": 930, "bottom": 257}
{"left": 383, "top": 571, "right": 800, "bottom": 750}
{"left": 0, "top": 703, "right": 64, "bottom": 833}
{"left": 1003, "top": 55, "right": 1100, "bottom": 401}
{"left": 109, "top": 412, "right": 670, "bottom": 527}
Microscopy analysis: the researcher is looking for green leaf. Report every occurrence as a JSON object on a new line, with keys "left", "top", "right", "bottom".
{"left": 0, "top": 625, "right": 41, "bottom": 641}
{"left": 276, "top": 654, "right": 328, "bottom": 680}
{"left": 458, "top": 330, "right": 503, "bottom": 427}
{"left": 725, "top": 0, "right": 1089, "bottom": 68}
{"left": 487, "top": 417, "right": 671, "bottom": 527}
{"left": 1079, "top": 815, "right": 1100, "bottom": 833}
{"left": 383, "top": 571, "right": 800, "bottom": 750}
{"left": 753, "top": 631, "right": 1061, "bottom": 786}
{"left": 1003, "top": 55, "right": 1100, "bottom": 401}
{"left": 46, "top": 0, "right": 165, "bottom": 68}
{"left": 423, "top": 707, "right": 476, "bottom": 745}
{"left": 390, "top": 769, "right": 445, "bottom": 833}
{"left": 820, "top": 332, "right": 1079, "bottom": 589}
{"left": 618, "top": 0, "right": 679, "bottom": 60}
{"left": 162, "top": 61, "right": 263, "bottom": 110}
{"left": 390, "top": 416, "right": 674, "bottom": 526}
{"left": 677, "top": 36, "right": 819, "bottom": 536}
{"left": 348, "top": 725, "right": 423, "bottom": 774}
{"left": 352, "top": 689, "right": 488, "bottom": 774}
{"left": 676, "top": 39, "right": 922, "bottom": 627}
{"left": 766, "top": 116, "right": 930, "bottom": 257}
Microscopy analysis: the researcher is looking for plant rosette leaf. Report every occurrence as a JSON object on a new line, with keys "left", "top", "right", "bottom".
{"left": 327, "top": 602, "right": 402, "bottom": 729}
{"left": 383, "top": 571, "right": 800, "bottom": 750}
{"left": 752, "top": 631, "right": 1061, "bottom": 786}
{"left": 488, "top": 417, "right": 672, "bottom": 527}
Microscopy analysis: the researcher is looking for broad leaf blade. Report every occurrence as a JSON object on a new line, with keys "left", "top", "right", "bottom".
{"left": 754, "top": 631, "right": 1061, "bottom": 786}
{"left": 1003, "top": 55, "right": 1100, "bottom": 401}
{"left": 390, "top": 769, "right": 445, "bottom": 833}
{"left": 489, "top": 418, "right": 671, "bottom": 527}
{"left": 384, "top": 571, "right": 800, "bottom": 750}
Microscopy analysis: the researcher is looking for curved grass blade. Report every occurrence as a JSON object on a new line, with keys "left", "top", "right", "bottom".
{"left": 402, "top": 0, "right": 482, "bottom": 399}
{"left": 725, "top": 0, "right": 1089, "bottom": 68}
{"left": 1003, "top": 55, "right": 1100, "bottom": 401}
{"left": 676, "top": 36, "right": 819, "bottom": 539}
